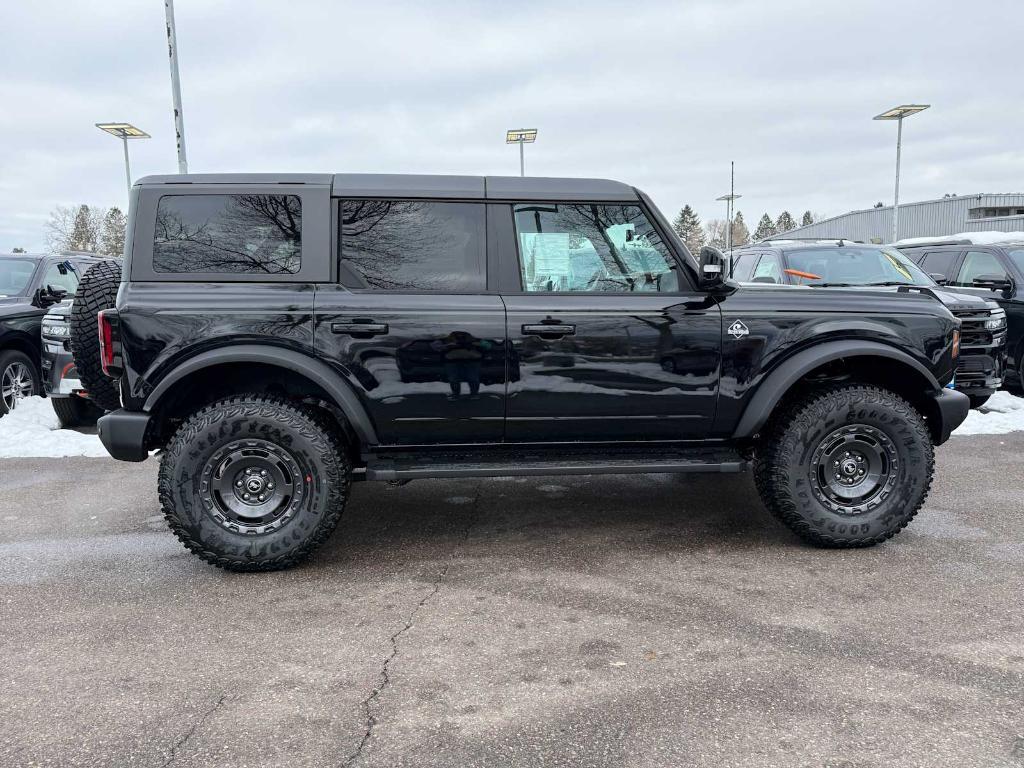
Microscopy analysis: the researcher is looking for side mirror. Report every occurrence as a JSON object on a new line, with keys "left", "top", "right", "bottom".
{"left": 697, "top": 246, "right": 727, "bottom": 290}
{"left": 32, "top": 285, "right": 67, "bottom": 308}
{"left": 972, "top": 274, "right": 1014, "bottom": 294}
{"left": 928, "top": 273, "right": 949, "bottom": 285}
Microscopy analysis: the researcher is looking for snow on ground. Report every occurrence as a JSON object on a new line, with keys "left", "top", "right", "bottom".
{"left": 0, "top": 390, "right": 1021, "bottom": 460}
{"left": 952, "top": 390, "right": 1024, "bottom": 436}
{"left": 896, "top": 231, "right": 1024, "bottom": 246}
{"left": 0, "top": 396, "right": 107, "bottom": 458}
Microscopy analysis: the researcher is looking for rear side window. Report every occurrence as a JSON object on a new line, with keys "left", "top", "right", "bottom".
{"left": 339, "top": 200, "right": 485, "bottom": 291}
{"left": 153, "top": 194, "right": 302, "bottom": 274}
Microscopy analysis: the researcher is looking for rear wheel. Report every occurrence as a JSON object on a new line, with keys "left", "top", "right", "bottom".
{"left": 51, "top": 396, "right": 104, "bottom": 428}
{"left": 69, "top": 260, "right": 122, "bottom": 412}
{"left": 754, "top": 384, "right": 933, "bottom": 547}
{"left": 0, "top": 350, "right": 40, "bottom": 416}
{"left": 158, "top": 395, "right": 350, "bottom": 571}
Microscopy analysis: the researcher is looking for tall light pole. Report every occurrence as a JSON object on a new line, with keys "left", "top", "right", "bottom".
{"left": 506, "top": 129, "right": 538, "bottom": 176}
{"left": 165, "top": 0, "right": 189, "bottom": 173}
{"left": 873, "top": 104, "right": 929, "bottom": 242}
{"left": 96, "top": 123, "right": 151, "bottom": 193}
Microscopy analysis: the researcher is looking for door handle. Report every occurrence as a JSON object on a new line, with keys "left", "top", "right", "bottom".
{"left": 522, "top": 323, "right": 576, "bottom": 338}
{"left": 331, "top": 320, "right": 389, "bottom": 337}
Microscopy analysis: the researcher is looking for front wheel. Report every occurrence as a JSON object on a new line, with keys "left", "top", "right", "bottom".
{"left": 0, "top": 350, "right": 40, "bottom": 416}
{"left": 158, "top": 395, "right": 350, "bottom": 571}
{"left": 754, "top": 384, "right": 934, "bottom": 548}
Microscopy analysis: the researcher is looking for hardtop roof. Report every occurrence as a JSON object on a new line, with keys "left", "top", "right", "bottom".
{"left": 134, "top": 173, "right": 639, "bottom": 201}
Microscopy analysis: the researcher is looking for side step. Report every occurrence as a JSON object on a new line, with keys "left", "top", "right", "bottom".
{"left": 362, "top": 445, "right": 747, "bottom": 481}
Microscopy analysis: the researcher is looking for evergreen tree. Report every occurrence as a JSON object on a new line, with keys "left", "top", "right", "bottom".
{"left": 801, "top": 210, "right": 813, "bottom": 227}
{"left": 69, "top": 205, "right": 98, "bottom": 252}
{"left": 12, "top": 247, "right": 25, "bottom": 253}
{"left": 672, "top": 204, "right": 705, "bottom": 254}
{"left": 775, "top": 211, "right": 796, "bottom": 234}
{"left": 100, "top": 207, "right": 127, "bottom": 257}
{"left": 730, "top": 211, "right": 749, "bottom": 247}
{"left": 753, "top": 213, "right": 777, "bottom": 242}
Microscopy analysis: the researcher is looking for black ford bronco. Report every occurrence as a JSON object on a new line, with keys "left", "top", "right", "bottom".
{"left": 86, "top": 173, "right": 969, "bottom": 571}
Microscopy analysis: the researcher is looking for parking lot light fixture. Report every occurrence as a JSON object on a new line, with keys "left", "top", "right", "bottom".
{"left": 873, "top": 104, "right": 930, "bottom": 242}
{"left": 506, "top": 129, "right": 538, "bottom": 177}
{"left": 96, "top": 122, "right": 151, "bottom": 193}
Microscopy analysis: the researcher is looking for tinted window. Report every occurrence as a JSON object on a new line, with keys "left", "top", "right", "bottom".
{"left": 920, "top": 250, "right": 959, "bottom": 280}
{"left": 0, "top": 258, "right": 37, "bottom": 296}
{"left": 954, "top": 250, "right": 1007, "bottom": 287}
{"left": 785, "top": 246, "right": 932, "bottom": 286}
{"left": 40, "top": 262, "right": 80, "bottom": 294}
{"left": 340, "top": 201, "right": 485, "bottom": 291}
{"left": 153, "top": 194, "right": 301, "bottom": 274}
{"left": 513, "top": 203, "right": 679, "bottom": 293}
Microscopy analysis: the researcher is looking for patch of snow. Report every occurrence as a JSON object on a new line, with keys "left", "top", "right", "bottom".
{"left": 953, "top": 391, "right": 1024, "bottom": 436}
{"left": 0, "top": 396, "right": 107, "bottom": 458}
{"left": 896, "top": 231, "right": 1024, "bottom": 246}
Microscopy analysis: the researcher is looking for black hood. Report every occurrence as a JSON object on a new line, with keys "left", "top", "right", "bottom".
{"left": 0, "top": 295, "right": 37, "bottom": 318}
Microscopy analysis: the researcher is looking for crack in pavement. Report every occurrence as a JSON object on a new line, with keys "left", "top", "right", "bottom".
{"left": 162, "top": 693, "right": 228, "bottom": 766}
{"left": 343, "top": 484, "right": 482, "bottom": 767}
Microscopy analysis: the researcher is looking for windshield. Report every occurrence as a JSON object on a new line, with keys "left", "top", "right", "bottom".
{"left": 0, "top": 258, "right": 38, "bottom": 297}
{"left": 785, "top": 246, "right": 933, "bottom": 287}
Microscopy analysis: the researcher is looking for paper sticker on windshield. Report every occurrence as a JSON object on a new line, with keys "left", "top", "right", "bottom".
{"left": 728, "top": 320, "right": 749, "bottom": 339}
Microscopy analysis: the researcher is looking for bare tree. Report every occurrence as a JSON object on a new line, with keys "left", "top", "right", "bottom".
{"left": 704, "top": 218, "right": 727, "bottom": 249}
{"left": 45, "top": 204, "right": 105, "bottom": 252}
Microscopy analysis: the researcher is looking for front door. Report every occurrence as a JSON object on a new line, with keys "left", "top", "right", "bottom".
{"left": 498, "top": 201, "right": 721, "bottom": 442}
{"left": 315, "top": 199, "right": 507, "bottom": 445}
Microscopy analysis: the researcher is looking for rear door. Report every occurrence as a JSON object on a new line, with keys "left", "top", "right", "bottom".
{"left": 495, "top": 201, "right": 721, "bottom": 442}
{"left": 314, "top": 198, "right": 507, "bottom": 445}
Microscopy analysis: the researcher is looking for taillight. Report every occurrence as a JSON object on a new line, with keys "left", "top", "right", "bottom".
{"left": 951, "top": 329, "right": 960, "bottom": 360}
{"left": 98, "top": 309, "right": 121, "bottom": 377}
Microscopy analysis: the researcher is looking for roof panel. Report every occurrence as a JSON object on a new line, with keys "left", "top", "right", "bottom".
{"left": 333, "top": 174, "right": 485, "bottom": 199}
{"left": 137, "top": 173, "right": 332, "bottom": 186}
{"left": 485, "top": 175, "right": 637, "bottom": 202}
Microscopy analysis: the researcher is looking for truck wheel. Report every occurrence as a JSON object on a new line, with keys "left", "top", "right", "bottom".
{"left": 51, "top": 396, "right": 104, "bottom": 428}
{"left": 753, "top": 384, "right": 933, "bottom": 548}
{"left": 967, "top": 393, "right": 991, "bottom": 410}
{"left": 158, "top": 395, "right": 350, "bottom": 571}
{"left": 69, "top": 260, "right": 122, "bottom": 412}
{"left": 0, "top": 350, "right": 40, "bottom": 416}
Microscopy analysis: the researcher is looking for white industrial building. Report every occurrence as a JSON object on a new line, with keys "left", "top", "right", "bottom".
{"left": 779, "top": 193, "right": 1024, "bottom": 243}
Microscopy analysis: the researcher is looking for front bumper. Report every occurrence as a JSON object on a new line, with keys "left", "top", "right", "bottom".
{"left": 97, "top": 409, "right": 152, "bottom": 462}
{"left": 927, "top": 388, "right": 970, "bottom": 445}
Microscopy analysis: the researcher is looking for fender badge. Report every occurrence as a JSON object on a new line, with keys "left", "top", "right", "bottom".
{"left": 728, "top": 320, "right": 749, "bottom": 339}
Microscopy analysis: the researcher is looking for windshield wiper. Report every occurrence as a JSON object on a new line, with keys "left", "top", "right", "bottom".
{"left": 811, "top": 282, "right": 852, "bottom": 287}
{"left": 862, "top": 280, "right": 912, "bottom": 287}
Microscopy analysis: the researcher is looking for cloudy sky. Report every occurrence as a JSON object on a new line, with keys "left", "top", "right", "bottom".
{"left": 1, "top": 0, "right": 1021, "bottom": 252}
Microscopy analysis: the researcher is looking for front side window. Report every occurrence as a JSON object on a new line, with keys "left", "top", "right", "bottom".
{"left": 153, "top": 194, "right": 302, "bottom": 274}
{"left": 751, "top": 253, "right": 784, "bottom": 283}
{"left": 955, "top": 250, "right": 1006, "bottom": 287}
{"left": 41, "top": 262, "right": 80, "bottom": 294}
{"left": 339, "top": 201, "right": 485, "bottom": 291}
{"left": 730, "top": 252, "right": 759, "bottom": 281}
{"left": 513, "top": 203, "right": 679, "bottom": 292}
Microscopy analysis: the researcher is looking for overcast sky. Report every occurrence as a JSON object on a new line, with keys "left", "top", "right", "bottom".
{"left": 1, "top": 0, "right": 1022, "bottom": 252}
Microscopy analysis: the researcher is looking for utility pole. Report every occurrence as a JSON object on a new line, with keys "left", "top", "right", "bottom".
{"left": 164, "top": 0, "right": 189, "bottom": 174}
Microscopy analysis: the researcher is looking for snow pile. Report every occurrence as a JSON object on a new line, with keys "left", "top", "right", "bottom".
{"left": 953, "top": 391, "right": 1024, "bottom": 436}
{"left": 0, "top": 396, "right": 107, "bottom": 458}
{"left": 896, "top": 231, "right": 1024, "bottom": 246}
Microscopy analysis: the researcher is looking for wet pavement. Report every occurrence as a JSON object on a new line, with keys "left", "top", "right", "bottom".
{"left": 1, "top": 433, "right": 1022, "bottom": 767}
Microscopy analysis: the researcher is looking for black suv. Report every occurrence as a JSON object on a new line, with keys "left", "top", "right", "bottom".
{"left": 731, "top": 240, "right": 1008, "bottom": 408}
{"left": 896, "top": 239, "right": 1024, "bottom": 392}
{"left": 0, "top": 252, "right": 104, "bottom": 416}
{"left": 90, "top": 173, "right": 968, "bottom": 571}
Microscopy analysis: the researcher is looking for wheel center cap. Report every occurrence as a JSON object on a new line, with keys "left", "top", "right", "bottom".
{"left": 841, "top": 459, "right": 859, "bottom": 476}
{"left": 245, "top": 477, "right": 265, "bottom": 494}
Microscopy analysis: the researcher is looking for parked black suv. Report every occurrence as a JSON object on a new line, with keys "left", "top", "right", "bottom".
{"left": 896, "top": 239, "right": 1024, "bottom": 392}
{"left": 0, "top": 252, "right": 105, "bottom": 416}
{"left": 731, "top": 240, "right": 1008, "bottom": 408}
{"left": 89, "top": 174, "right": 968, "bottom": 571}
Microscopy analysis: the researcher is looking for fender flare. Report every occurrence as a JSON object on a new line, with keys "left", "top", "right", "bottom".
{"left": 732, "top": 339, "right": 941, "bottom": 439}
{"left": 143, "top": 345, "right": 379, "bottom": 444}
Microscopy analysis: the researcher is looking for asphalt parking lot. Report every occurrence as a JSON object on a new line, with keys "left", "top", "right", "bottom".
{"left": 2, "top": 434, "right": 1023, "bottom": 768}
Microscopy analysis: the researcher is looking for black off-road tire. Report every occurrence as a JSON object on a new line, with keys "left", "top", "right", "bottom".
{"left": 967, "top": 393, "right": 992, "bottom": 410}
{"left": 69, "top": 260, "right": 122, "bottom": 412}
{"left": 753, "top": 384, "right": 934, "bottom": 548}
{"left": 158, "top": 395, "right": 350, "bottom": 571}
{"left": 51, "top": 396, "right": 104, "bottom": 428}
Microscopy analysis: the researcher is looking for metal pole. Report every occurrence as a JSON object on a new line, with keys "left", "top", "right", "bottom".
{"left": 122, "top": 135, "right": 132, "bottom": 193}
{"left": 892, "top": 115, "right": 902, "bottom": 243}
{"left": 519, "top": 140, "right": 525, "bottom": 176}
{"left": 727, "top": 161, "right": 734, "bottom": 254}
{"left": 165, "top": 0, "right": 188, "bottom": 174}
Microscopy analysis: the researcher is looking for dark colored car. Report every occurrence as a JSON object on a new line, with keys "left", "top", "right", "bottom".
{"left": 0, "top": 252, "right": 104, "bottom": 416}
{"left": 895, "top": 239, "right": 1024, "bottom": 392}
{"left": 731, "top": 240, "right": 1008, "bottom": 408}
{"left": 89, "top": 173, "right": 967, "bottom": 571}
